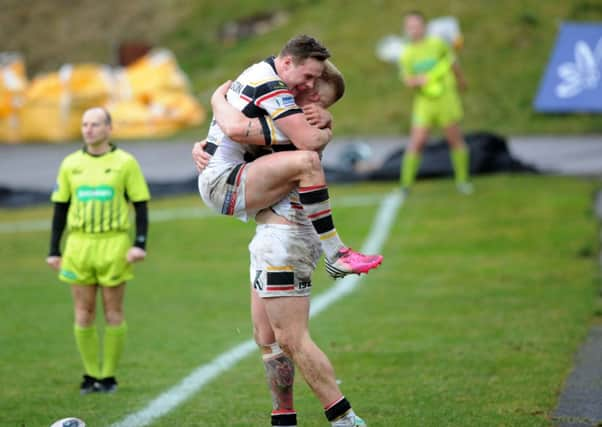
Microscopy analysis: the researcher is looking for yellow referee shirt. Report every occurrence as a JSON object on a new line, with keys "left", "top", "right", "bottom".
{"left": 51, "top": 145, "right": 150, "bottom": 234}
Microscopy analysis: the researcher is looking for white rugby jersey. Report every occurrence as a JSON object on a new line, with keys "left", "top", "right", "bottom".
{"left": 202, "top": 56, "right": 312, "bottom": 226}
{"left": 203, "top": 56, "right": 301, "bottom": 170}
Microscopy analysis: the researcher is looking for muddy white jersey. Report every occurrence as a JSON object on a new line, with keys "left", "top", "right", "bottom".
{"left": 200, "top": 56, "right": 310, "bottom": 225}
{"left": 203, "top": 56, "right": 301, "bottom": 173}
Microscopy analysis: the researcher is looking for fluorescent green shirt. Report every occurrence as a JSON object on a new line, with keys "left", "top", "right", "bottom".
{"left": 51, "top": 145, "right": 150, "bottom": 234}
{"left": 399, "top": 36, "right": 456, "bottom": 98}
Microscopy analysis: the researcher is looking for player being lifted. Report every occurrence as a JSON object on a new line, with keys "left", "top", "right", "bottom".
{"left": 197, "top": 34, "right": 382, "bottom": 278}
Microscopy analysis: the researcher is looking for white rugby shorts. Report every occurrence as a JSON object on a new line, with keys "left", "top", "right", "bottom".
{"left": 198, "top": 162, "right": 257, "bottom": 222}
{"left": 269, "top": 189, "right": 312, "bottom": 226}
{"left": 249, "top": 223, "right": 322, "bottom": 298}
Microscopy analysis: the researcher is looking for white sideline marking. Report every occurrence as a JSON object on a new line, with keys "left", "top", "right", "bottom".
{"left": 110, "top": 190, "right": 403, "bottom": 427}
{"left": 0, "top": 194, "right": 384, "bottom": 234}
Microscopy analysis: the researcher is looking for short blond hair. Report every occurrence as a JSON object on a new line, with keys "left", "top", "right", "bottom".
{"left": 320, "top": 60, "right": 345, "bottom": 103}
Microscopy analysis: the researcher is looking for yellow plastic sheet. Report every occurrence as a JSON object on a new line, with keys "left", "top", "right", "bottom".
{"left": 0, "top": 49, "right": 205, "bottom": 142}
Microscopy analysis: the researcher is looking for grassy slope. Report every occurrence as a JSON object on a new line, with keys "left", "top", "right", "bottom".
{"left": 3, "top": 0, "right": 601, "bottom": 137}
{"left": 166, "top": 0, "right": 602, "bottom": 136}
{"left": 0, "top": 175, "right": 598, "bottom": 426}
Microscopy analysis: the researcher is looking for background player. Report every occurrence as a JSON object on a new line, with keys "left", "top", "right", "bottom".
{"left": 46, "top": 107, "right": 150, "bottom": 394}
{"left": 399, "top": 10, "right": 472, "bottom": 194}
{"left": 198, "top": 35, "right": 382, "bottom": 278}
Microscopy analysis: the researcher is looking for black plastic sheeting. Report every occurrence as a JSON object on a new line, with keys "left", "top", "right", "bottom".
{"left": 0, "top": 179, "right": 201, "bottom": 209}
{"left": 325, "top": 131, "right": 538, "bottom": 183}
{"left": 0, "top": 186, "right": 50, "bottom": 208}
{"left": 1, "top": 132, "right": 536, "bottom": 208}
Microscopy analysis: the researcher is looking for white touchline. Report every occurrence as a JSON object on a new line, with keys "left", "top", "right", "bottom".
{"left": 0, "top": 194, "right": 384, "bottom": 234}
{"left": 110, "top": 190, "right": 404, "bottom": 427}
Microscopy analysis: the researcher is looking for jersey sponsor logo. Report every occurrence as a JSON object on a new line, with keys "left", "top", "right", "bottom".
{"left": 253, "top": 270, "right": 264, "bottom": 291}
{"left": 279, "top": 95, "right": 296, "bottom": 107}
{"left": 76, "top": 185, "right": 115, "bottom": 201}
{"left": 267, "top": 80, "right": 288, "bottom": 91}
{"left": 60, "top": 269, "right": 77, "bottom": 280}
{"left": 230, "top": 80, "right": 243, "bottom": 94}
{"left": 221, "top": 189, "right": 235, "bottom": 215}
{"left": 413, "top": 58, "right": 437, "bottom": 73}
{"left": 298, "top": 280, "right": 311, "bottom": 289}
{"left": 72, "top": 168, "right": 83, "bottom": 175}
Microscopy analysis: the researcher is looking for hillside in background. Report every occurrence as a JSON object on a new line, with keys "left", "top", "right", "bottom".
{"left": 2, "top": 0, "right": 602, "bottom": 136}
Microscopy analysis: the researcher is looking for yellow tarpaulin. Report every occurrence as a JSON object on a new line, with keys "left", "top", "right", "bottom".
{"left": 0, "top": 53, "right": 28, "bottom": 142}
{"left": 0, "top": 49, "right": 205, "bottom": 143}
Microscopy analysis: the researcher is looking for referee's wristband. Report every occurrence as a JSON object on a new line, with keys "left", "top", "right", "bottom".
{"left": 133, "top": 235, "right": 147, "bottom": 250}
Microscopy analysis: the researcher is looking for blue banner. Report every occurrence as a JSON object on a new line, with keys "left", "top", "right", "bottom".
{"left": 534, "top": 22, "right": 602, "bottom": 113}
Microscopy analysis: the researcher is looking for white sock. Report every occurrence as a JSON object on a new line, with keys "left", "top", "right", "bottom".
{"left": 331, "top": 409, "right": 358, "bottom": 427}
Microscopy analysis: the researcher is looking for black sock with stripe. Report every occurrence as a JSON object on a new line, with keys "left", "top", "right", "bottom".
{"left": 272, "top": 410, "right": 297, "bottom": 426}
{"left": 298, "top": 185, "right": 344, "bottom": 260}
{"left": 324, "top": 396, "right": 352, "bottom": 422}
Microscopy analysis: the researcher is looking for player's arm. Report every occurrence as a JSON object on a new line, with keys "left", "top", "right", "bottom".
{"left": 192, "top": 139, "right": 211, "bottom": 172}
{"left": 423, "top": 57, "right": 452, "bottom": 83}
{"left": 124, "top": 158, "right": 150, "bottom": 263}
{"left": 423, "top": 39, "right": 455, "bottom": 84}
{"left": 274, "top": 113, "right": 332, "bottom": 151}
{"left": 47, "top": 162, "right": 71, "bottom": 270}
{"left": 212, "top": 81, "right": 332, "bottom": 147}
{"left": 452, "top": 61, "right": 467, "bottom": 91}
{"left": 211, "top": 81, "right": 268, "bottom": 146}
{"left": 399, "top": 51, "right": 425, "bottom": 88}
{"left": 132, "top": 201, "right": 148, "bottom": 251}
{"left": 253, "top": 79, "right": 332, "bottom": 151}
{"left": 302, "top": 103, "right": 332, "bottom": 129}
{"left": 46, "top": 201, "right": 69, "bottom": 270}
{"left": 127, "top": 201, "right": 148, "bottom": 263}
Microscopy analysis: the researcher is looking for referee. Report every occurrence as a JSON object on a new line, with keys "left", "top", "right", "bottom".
{"left": 46, "top": 107, "right": 150, "bottom": 394}
{"left": 399, "top": 10, "right": 472, "bottom": 194}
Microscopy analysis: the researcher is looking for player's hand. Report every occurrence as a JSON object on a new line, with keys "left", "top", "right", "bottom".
{"left": 405, "top": 75, "right": 426, "bottom": 88}
{"left": 210, "top": 80, "right": 232, "bottom": 108}
{"left": 126, "top": 247, "right": 146, "bottom": 263}
{"left": 192, "top": 139, "right": 212, "bottom": 173}
{"left": 46, "top": 256, "right": 62, "bottom": 271}
{"left": 303, "top": 103, "right": 332, "bottom": 129}
{"left": 413, "top": 75, "right": 427, "bottom": 87}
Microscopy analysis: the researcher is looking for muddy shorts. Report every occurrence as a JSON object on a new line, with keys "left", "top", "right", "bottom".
{"left": 249, "top": 223, "right": 322, "bottom": 298}
{"left": 198, "top": 162, "right": 257, "bottom": 222}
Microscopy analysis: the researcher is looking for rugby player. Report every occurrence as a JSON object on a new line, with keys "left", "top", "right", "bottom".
{"left": 46, "top": 107, "right": 150, "bottom": 394}
{"left": 194, "top": 63, "right": 367, "bottom": 427}
{"left": 197, "top": 34, "right": 382, "bottom": 279}
{"left": 399, "top": 10, "right": 472, "bottom": 194}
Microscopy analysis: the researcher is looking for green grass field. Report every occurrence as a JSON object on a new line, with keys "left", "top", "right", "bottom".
{"left": 0, "top": 175, "right": 599, "bottom": 426}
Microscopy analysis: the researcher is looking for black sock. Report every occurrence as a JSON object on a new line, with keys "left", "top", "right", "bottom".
{"left": 272, "top": 410, "right": 297, "bottom": 426}
{"left": 324, "top": 397, "right": 351, "bottom": 422}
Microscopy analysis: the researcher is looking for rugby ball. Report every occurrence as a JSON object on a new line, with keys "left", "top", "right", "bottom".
{"left": 49, "top": 418, "right": 86, "bottom": 427}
